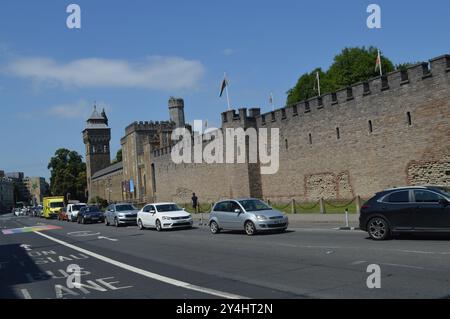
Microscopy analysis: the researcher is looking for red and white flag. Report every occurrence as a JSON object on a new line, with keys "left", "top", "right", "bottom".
{"left": 375, "top": 50, "right": 383, "bottom": 76}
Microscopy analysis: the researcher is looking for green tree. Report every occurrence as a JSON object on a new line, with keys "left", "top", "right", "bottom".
{"left": 47, "top": 148, "right": 87, "bottom": 202}
{"left": 287, "top": 47, "right": 396, "bottom": 105}
{"left": 112, "top": 149, "right": 122, "bottom": 164}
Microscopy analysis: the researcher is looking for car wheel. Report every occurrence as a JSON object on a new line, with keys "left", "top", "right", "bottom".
{"left": 105, "top": 217, "right": 110, "bottom": 226}
{"left": 114, "top": 218, "right": 120, "bottom": 227}
{"left": 82, "top": 217, "right": 86, "bottom": 225}
{"left": 367, "top": 217, "right": 391, "bottom": 241}
{"left": 245, "top": 221, "right": 256, "bottom": 236}
{"left": 138, "top": 219, "right": 145, "bottom": 230}
{"left": 155, "top": 219, "right": 162, "bottom": 232}
{"left": 210, "top": 221, "right": 220, "bottom": 234}
{"left": 77, "top": 217, "right": 81, "bottom": 224}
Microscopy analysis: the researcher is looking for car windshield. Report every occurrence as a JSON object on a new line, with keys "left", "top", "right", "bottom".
{"left": 85, "top": 206, "right": 101, "bottom": 213}
{"left": 73, "top": 204, "right": 86, "bottom": 211}
{"left": 50, "top": 202, "right": 64, "bottom": 208}
{"left": 156, "top": 204, "right": 182, "bottom": 212}
{"left": 238, "top": 199, "right": 271, "bottom": 211}
{"left": 116, "top": 204, "right": 136, "bottom": 211}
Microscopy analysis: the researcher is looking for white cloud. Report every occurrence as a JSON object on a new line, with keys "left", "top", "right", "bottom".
{"left": 5, "top": 56, "right": 205, "bottom": 90}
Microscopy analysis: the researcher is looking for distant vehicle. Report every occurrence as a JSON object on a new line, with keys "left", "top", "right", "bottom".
{"left": 209, "top": 198, "right": 289, "bottom": 236}
{"left": 67, "top": 203, "right": 87, "bottom": 222}
{"left": 57, "top": 207, "right": 70, "bottom": 221}
{"left": 14, "top": 208, "right": 22, "bottom": 217}
{"left": 42, "top": 197, "right": 65, "bottom": 219}
{"left": 77, "top": 205, "right": 105, "bottom": 224}
{"left": 137, "top": 203, "right": 193, "bottom": 231}
{"left": 105, "top": 203, "right": 139, "bottom": 227}
{"left": 360, "top": 186, "right": 450, "bottom": 240}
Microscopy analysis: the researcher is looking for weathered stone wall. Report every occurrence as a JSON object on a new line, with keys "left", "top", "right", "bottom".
{"left": 88, "top": 55, "right": 450, "bottom": 204}
{"left": 91, "top": 170, "right": 124, "bottom": 203}
{"left": 258, "top": 56, "right": 450, "bottom": 201}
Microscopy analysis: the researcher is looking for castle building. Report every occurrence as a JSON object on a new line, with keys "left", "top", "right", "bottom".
{"left": 85, "top": 55, "right": 450, "bottom": 205}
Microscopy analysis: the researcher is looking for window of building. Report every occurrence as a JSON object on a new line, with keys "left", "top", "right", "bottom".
{"left": 336, "top": 127, "right": 340, "bottom": 140}
{"left": 285, "top": 139, "right": 288, "bottom": 150}
{"left": 292, "top": 105, "right": 298, "bottom": 116}
{"left": 281, "top": 108, "right": 287, "bottom": 119}
{"left": 368, "top": 120, "right": 373, "bottom": 133}
{"left": 308, "top": 133, "right": 312, "bottom": 145}
{"left": 407, "top": 112, "right": 412, "bottom": 126}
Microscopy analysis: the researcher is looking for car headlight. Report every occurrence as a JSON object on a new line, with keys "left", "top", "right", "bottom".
{"left": 256, "top": 215, "right": 267, "bottom": 221}
{"left": 118, "top": 213, "right": 125, "bottom": 217}
{"left": 162, "top": 216, "right": 170, "bottom": 220}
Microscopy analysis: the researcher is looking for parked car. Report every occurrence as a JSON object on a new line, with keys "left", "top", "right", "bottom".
{"left": 67, "top": 203, "right": 87, "bottom": 222}
{"left": 360, "top": 186, "right": 450, "bottom": 240}
{"left": 57, "top": 207, "right": 70, "bottom": 221}
{"left": 105, "top": 203, "right": 139, "bottom": 227}
{"left": 77, "top": 205, "right": 105, "bottom": 224}
{"left": 209, "top": 198, "right": 289, "bottom": 236}
{"left": 137, "top": 203, "right": 193, "bottom": 231}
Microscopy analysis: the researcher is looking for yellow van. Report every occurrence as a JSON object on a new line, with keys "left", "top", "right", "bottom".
{"left": 43, "top": 197, "right": 65, "bottom": 219}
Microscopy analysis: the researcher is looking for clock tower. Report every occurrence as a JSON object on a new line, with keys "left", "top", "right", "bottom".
{"left": 83, "top": 105, "right": 111, "bottom": 200}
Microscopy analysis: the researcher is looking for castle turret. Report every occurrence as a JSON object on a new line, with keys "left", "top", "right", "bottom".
{"left": 83, "top": 105, "right": 111, "bottom": 200}
{"left": 168, "top": 97, "right": 185, "bottom": 128}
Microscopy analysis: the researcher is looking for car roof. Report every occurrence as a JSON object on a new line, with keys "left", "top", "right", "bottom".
{"left": 114, "top": 202, "right": 135, "bottom": 206}
{"left": 215, "top": 198, "right": 261, "bottom": 202}
{"left": 148, "top": 202, "right": 177, "bottom": 206}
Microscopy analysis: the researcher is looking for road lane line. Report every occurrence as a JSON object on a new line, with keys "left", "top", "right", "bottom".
{"left": 34, "top": 231, "right": 247, "bottom": 299}
{"left": 20, "top": 289, "right": 32, "bottom": 299}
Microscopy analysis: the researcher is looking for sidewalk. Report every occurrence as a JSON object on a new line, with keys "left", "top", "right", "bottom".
{"left": 192, "top": 212, "right": 359, "bottom": 226}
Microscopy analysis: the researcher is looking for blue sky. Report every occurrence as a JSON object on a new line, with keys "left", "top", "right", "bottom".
{"left": 0, "top": 0, "right": 449, "bottom": 179}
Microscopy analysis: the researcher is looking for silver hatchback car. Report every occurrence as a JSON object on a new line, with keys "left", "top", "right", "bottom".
{"left": 209, "top": 198, "right": 289, "bottom": 235}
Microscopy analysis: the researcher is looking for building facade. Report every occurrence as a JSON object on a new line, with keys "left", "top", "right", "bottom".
{"left": 0, "top": 177, "right": 14, "bottom": 212}
{"left": 85, "top": 55, "right": 450, "bottom": 204}
{"left": 24, "top": 177, "right": 48, "bottom": 205}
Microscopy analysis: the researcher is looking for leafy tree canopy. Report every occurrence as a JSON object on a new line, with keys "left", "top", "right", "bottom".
{"left": 47, "top": 148, "right": 86, "bottom": 202}
{"left": 287, "top": 47, "right": 397, "bottom": 105}
{"left": 112, "top": 149, "right": 122, "bottom": 164}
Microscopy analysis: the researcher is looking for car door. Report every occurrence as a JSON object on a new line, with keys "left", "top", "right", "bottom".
{"left": 213, "top": 202, "right": 230, "bottom": 229}
{"left": 381, "top": 190, "right": 414, "bottom": 231}
{"left": 147, "top": 205, "right": 157, "bottom": 227}
{"left": 228, "top": 201, "right": 246, "bottom": 230}
{"left": 140, "top": 205, "right": 151, "bottom": 227}
{"left": 105, "top": 205, "right": 111, "bottom": 223}
{"left": 413, "top": 190, "right": 450, "bottom": 231}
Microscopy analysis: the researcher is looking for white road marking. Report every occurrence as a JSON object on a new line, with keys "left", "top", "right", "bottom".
{"left": 67, "top": 231, "right": 101, "bottom": 237}
{"left": 35, "top": 231, "right": 247, "bottom": 299}
{"left": 380, "top": 263, "right": 425, "bottom": 270}
{"left": 20, "top": 289, "right": 32, "bottom": 299}
{"left": 350, "top": 261, "right": 367, "bottom": 265}
{"left": 98, "top": 236, "right": 118, "bottom": 242}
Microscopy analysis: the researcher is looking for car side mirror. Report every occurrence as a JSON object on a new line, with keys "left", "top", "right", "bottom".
{"left": 439, "top": 199, "right": 449, "bottom": 207}
{"left": 150, "top": 210, "right": 156, "bottom": 214}
{"left": 234, "top": 209, "right": 241, "bottom": 214}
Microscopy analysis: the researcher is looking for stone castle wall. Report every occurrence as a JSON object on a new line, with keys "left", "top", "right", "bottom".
{"left": 89, "top": 55, "right": 450, "bottom": 204}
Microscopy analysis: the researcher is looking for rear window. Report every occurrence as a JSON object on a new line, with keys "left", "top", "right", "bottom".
{"left": 386, "top": 191, "right": 410, "bottom": 203}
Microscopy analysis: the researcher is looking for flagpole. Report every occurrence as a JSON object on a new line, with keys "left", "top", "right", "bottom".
{"left": 270, "top": 92, "right": 274, "bottom": 111}
{"left": 224, "top": 72, "right": 231, "bottom": 110}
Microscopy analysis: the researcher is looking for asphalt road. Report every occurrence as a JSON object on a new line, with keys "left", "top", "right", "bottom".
{"left": 2, "top": 214, "right": 450, "bottom": 299}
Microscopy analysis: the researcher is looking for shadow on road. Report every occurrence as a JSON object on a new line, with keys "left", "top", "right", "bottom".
{"left": 0, "top": 243, "right": 51, "bottom": 299}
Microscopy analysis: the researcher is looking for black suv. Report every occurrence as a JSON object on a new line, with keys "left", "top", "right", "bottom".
{"left": 360, "top": 186, "right": 450, "bottom": 240}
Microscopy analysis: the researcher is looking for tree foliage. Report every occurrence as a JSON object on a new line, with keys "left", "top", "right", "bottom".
{"left": 47, "top": 148, "right": 87, "bottom": 202}
{"left": 112, "top": 149, "right": 122, "bottom": 164}
{"left": 287, "top": 47, "right": 396, "bottom": 105}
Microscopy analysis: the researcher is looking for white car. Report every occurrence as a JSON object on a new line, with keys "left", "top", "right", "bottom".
{"left": 67, "top": 203, "right": 87, "bottom": 222}
{"left": 137, "top": 202, "right": 193, "bottom": 231}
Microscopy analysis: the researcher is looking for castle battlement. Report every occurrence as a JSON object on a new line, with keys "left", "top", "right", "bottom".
{"left": 256, "top": 54, "right": 449, "bottom": 126}
{"left": 125, "top": 120, "right": 175, "bottom": 135}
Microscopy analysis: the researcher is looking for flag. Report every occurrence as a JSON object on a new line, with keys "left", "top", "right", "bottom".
{"left": 269, "top": 92, "right": 273, "bottom": 105}
{"left": 375, "top": 50, "right": 382, "bottom": 75}
{"left": 219, "top": 76, "right": 228, "bottom": 97}
{"left": 314, "top": 71, "right": 321, "bottom": 96}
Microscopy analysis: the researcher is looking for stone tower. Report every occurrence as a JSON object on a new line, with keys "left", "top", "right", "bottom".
{"left": 168, "top": 97, "right": 185, "bottom": 128}
{"left": 83, "top": 105, "right": 111, "bottom": 200}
